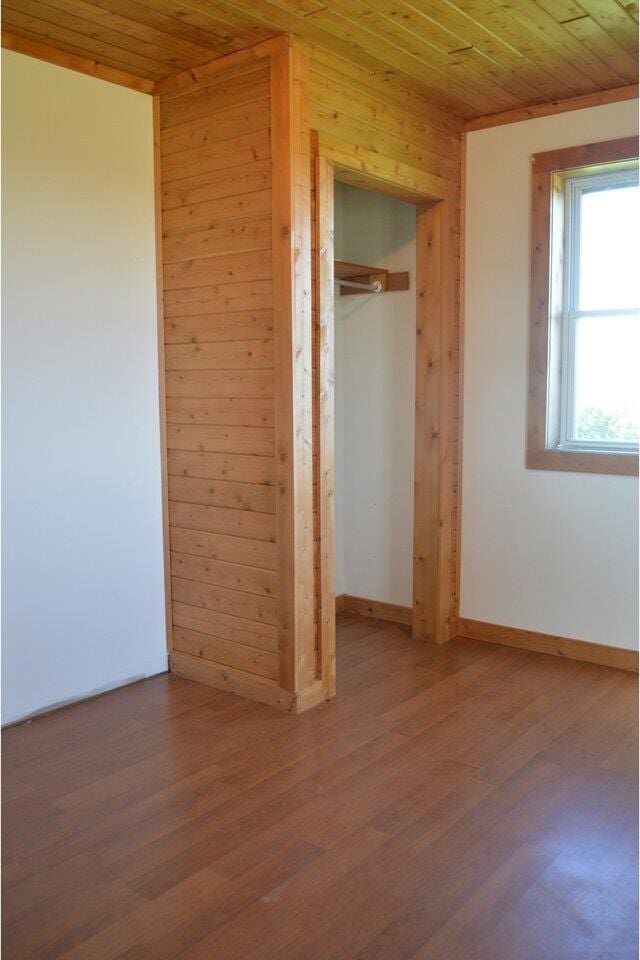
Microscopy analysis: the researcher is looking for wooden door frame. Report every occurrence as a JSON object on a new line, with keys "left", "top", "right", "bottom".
{"left": 314, "top": 150, "right": 459, "bottom": 652}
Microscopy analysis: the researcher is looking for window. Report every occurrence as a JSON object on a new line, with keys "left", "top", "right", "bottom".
{"left": 527, "top": 137, "right": 639, "bottom": 476}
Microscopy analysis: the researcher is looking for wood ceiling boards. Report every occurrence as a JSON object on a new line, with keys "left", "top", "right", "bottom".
{"left": 2, "top": 0, "right": 638, "bottom": 120}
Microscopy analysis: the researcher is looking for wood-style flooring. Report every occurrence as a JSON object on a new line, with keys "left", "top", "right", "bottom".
{"left": 2, "top": 615, "right": 638, "bottom": 959}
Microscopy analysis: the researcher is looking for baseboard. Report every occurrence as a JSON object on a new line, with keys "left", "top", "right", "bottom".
{"left": 336, "top": 594, "right": 412, "bottom": 626}
{"left": 456, "top": 618, "right": 639, "bottom": 672}
{"left": 170, "top": 652, "right": 332, "bottom": 713}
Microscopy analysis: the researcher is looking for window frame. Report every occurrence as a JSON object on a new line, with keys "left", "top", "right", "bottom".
{"left": 527, "top": 137, "right": 639, "bottom": 476}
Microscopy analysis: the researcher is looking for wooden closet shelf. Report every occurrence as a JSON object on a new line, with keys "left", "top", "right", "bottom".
{"left": 334, "top": 259, "right": 409, "bottom": 296}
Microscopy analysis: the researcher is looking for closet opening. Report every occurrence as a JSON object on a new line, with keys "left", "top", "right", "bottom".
{"left": 312, "top": 159, "right": 456, "bottom": 702}
{"left": 334, "top": 183, "right": 416, "bottom": 628}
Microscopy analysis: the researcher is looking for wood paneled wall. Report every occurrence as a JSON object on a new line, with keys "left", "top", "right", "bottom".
{"left": 155, "top": 35, "right": 464, "bottom": 710}
{"left": 156, "top": 37, "right": 326, "bottom": 712}
{"left": 158, "top": 51, "right": 280, "bottom": 700}
{"left": 308, "top": 46, "right": 462, "bottom": 203}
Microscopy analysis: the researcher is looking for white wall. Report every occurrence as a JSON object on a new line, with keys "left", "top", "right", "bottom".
{"left": 1, "top": 51, "right": 167, "bottom": 723}
{"left": 334, "top": 183, "right": 415, "bottom": 606}
{"left": 462, "top": 100, "right": 639, "bottom": 650}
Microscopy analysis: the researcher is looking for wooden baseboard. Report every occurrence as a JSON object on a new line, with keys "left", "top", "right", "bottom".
{"left": 456, "top": 618, "right": 639, "bottom": 672}
{"left": 336, "top": 594, "right": 412, "bottom": 626}
{"left": 170, "top": 652, "right": 332, "bottom": 713}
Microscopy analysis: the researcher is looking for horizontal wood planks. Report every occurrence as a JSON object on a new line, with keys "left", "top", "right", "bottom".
{"left": 308, "top": 47, "right": 462, "bottom": 204}
{"left": 157, "top": 37, "right": 325, "bottom": 714}
{"left": 3, "top": 617, "right": 637, "bottom": 958}
{"left": 4, "top": 2, "right": 637, "bottom": 120}
{"left": 158, "top": 53, "right": 281, "bottom": 694}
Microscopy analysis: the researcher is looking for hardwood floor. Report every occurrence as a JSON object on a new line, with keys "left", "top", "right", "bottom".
{"left": 2, "top": 615, "right": 638, "bottom": 959}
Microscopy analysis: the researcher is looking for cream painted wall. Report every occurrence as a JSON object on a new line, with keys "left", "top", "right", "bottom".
{"left": 2, "top": 51, "right": 167, "bottom": 722}
{"left": 334, "top": 183, "right": 416, "bottom": 606}
{"left": 462, "top": 100, "right": 639, "bottom": 650}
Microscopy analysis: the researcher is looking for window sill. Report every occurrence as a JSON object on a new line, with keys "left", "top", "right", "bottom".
{"left": 526, "top": 448, "right": 639, "bottom": 476}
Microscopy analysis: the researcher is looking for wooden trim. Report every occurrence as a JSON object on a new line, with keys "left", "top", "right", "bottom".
{"left": 532, "top": 136, "right": 639, "bottom": 174}
{"left": 171, "top": 652, "right": 296, "bottom": 711}
{"left": 153, "top": 97, "right": 173, "bottom": 655}
{"left": 527, "top": 136, "right": 639, "bottom": 478}
{"left": 527, "top": 448, "right": 638, "bottom": 476}
{"left": 465, "top": 86, "right": 638, "bottom": 133}
{"left": 527, "top": 144, "right": 555, "bottom": 465}
{"left": 292, "top": 679, "right": 327, "bottom": 715}
{"left": 454, "top": 131, "right": 467, "bottom": 626}
{"left": 413, "top": 203, "right": 442, "bottom": 644}
{"left": 336, "top": 594, "right": 412, "bottom": 627}
{"left": 337, "top": 266, "right": 410, "bottom": 295}
{"left": 153, "top": 35, "right": 291, "bottom": 97}
{"left": 315, "top": 155, "right": 337, "bottom": 700}
{"left": 315, "top": 135, "right": 459, "bottom": 650}
{"left": 271, "top": 41, "right": 316, "bottom": 696}
{"left": 173, "top": 652, "right": 329, "bottom": 715}
{"left": 457, "top": 618, "right": 639, "bottom": 673}
{"left": 319, "top": 131, "right": 450, "bottom": 205}
{"left": 413, "top": 200, "right": 456, "bottom": 644}
{"left": 1, "top": 30, "right": 155, "bottom": 94}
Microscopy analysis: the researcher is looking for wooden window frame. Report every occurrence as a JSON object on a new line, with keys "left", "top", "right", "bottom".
{"left": 527, "top": 136, "right": 639, "bottom": 477}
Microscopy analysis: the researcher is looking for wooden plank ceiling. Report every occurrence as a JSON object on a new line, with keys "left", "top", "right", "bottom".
{"left": 2, "top": 0, "right": 638, "bottom": 119}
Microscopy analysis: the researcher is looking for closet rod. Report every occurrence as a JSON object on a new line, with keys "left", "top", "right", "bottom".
{"left": 336, "top": 278, "right": 383, "bottom": 293}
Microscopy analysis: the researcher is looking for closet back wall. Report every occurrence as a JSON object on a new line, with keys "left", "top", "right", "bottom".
{"left": 1, "top": 51, "right": 166, "bottom": 724}
{"left": 335, "top": 183, "right": 416, "bottom": 608}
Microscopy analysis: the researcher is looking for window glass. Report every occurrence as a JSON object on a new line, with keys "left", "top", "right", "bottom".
{"left": 573, "top": 314, "right": 639, "bottom": 444}
{"left": 578, "top": 182, "right": 640, "bottom": 312}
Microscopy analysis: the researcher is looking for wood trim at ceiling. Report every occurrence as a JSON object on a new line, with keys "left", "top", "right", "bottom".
{"left": 466, "top": 84, "right": 639, "bottom": 132}
{"left": 457, "top": 618, "right": 639, "bottom": 672}
{"left": 1, "top": 29, "right": 155, "bottom": 92}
